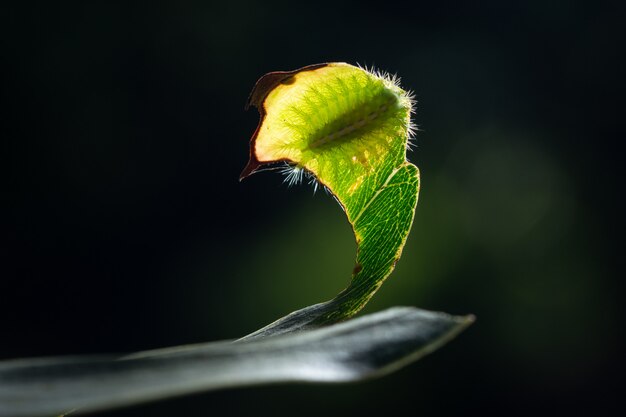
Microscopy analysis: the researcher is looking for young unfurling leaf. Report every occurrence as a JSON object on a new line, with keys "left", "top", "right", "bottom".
{"left": 241, "top": 63, "right": 420, "bottom": 332}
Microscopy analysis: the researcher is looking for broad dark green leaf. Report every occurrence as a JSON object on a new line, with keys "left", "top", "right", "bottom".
{"left": 0, "top": 307, "right": 473, "bottom": 417}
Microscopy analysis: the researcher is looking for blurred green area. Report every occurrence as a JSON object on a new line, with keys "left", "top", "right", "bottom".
{"left": 1, "top": 1, "right": 623, "bottom": 416}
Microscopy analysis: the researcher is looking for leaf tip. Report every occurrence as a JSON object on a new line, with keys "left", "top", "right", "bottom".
{"left": 239, "top": 158, "right": 260, "bottom": 181}
{"left": 461, "top": 313, "right": 477, "bottom": 326}
{"left": 246, "top": 63, "right": 330, "bottom": 111}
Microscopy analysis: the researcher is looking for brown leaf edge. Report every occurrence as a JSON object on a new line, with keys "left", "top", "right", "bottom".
{"left": 239, "top": 63, "right": 330, "bottom": 180}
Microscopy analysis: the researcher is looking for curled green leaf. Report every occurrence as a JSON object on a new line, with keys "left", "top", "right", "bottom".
{"left": 241, "top": 63, "right": 420, "bottom": 331}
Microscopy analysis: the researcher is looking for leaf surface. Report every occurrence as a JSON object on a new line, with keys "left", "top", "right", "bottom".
{"left": 241, "top": 63, "right": 420, "bottom": 329}
{"left": 0, "top": 308, "right": 473, "bottom": 417}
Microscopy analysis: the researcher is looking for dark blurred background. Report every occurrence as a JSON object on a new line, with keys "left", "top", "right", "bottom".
{"left": 2, "top": 1, "right": 624, "bottom": 416}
